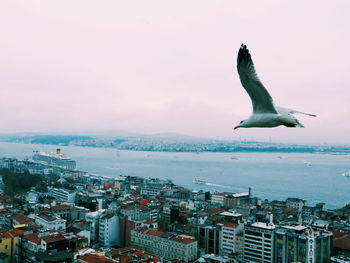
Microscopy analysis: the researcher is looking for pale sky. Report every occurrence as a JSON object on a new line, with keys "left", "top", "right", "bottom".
{"left": 0, "top": 1, "right": 349, "bottom": 144}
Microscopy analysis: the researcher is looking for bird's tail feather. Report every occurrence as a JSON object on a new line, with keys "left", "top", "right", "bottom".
{"left": 295, "top": 119, "right": 305, "bottom": 128}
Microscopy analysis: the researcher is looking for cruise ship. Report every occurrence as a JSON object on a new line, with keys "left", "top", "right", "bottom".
{"left": 32, "top": 149, "right": 76, "bottom": 170}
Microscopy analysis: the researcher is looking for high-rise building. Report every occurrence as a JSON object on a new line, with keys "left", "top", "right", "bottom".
{"left": 99, "top": 213, "right": 121, "bottom": 248}
{"left": 199, "top": 225, "right": 221, "bottom": 255}
{"left": 275, "top": 225, "right": 333, "bottom": 263}
{"left": 243, "top": 221, "right": 276, "bottom": 263}
{"left": 85, "top": 209, "right": 106, "bottom": 244}
{"left": 217, "top": 222, "right": 244, "bottom": 255}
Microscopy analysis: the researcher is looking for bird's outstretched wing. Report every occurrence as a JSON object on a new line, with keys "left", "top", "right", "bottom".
{"left": 237, "top": 44, "right": 277, "bottom": 114}
{"left": 276, "top": 107, "right": 317, "bottom": 117}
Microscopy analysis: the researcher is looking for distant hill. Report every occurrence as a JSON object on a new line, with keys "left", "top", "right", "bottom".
{"left": 0, "top": 133, "right": 349, "bottom": 154}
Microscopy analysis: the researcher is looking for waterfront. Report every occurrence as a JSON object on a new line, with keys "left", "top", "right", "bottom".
{"left": 0, "top": 142, "right": 349, "bottom": 208}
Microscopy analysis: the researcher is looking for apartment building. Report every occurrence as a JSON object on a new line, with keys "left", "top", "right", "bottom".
{"left": 51, "top": 187, "right": 77, "bottom": 203}
{"left": 131, "top": 228, "right": 197, "bottom": 262}
{"left": 217, "top": 222, "right": 244, "bottom": 255}
{"left": 35, "top": 213, "right": 66, "bottom": 231}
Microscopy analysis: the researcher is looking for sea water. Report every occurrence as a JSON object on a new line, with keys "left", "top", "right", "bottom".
{"left": 0, "top": 142, "right": 349, "bottom": 208}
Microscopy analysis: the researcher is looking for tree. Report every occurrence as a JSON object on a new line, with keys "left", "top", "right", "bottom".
{"left": 35, "top": 181, "right": 48, "bottom": 193}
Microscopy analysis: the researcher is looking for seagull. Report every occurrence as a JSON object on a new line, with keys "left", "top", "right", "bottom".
{"left": 234, "top": 44, "right": 316, "bottom": 130}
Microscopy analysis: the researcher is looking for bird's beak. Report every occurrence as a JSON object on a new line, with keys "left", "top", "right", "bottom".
{"left": 234, "top": 125, "right": 240, "bottom": 130}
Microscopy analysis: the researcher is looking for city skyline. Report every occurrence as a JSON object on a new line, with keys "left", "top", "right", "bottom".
{"left": 1, "top": 1, "right": 349, "bottom": 144}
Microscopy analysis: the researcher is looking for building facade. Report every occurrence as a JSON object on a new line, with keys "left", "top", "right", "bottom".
{"left": 51, "top": 188, "right": 77, "bottom": 203}
{"left": 131, "top": 228, "right": 197, "bottom": 262}
{"left": 244, "top": 222, "right": 276, "bottom": 263}
{"left": 99, "top": 213, "right": 121, "bottom": 248}
{"left": 35, "top": 213, "right": 66, "bottom": 231}
{"left": 217, "top": 222, "right": 244, "bottom": 256}
{"left": 275, "top": 225, "right": 333, "bottom": 263}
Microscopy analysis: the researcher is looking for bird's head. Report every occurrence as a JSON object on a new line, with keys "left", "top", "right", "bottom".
{"left": 234, "top": 120, "right": 247, "bottom": 130}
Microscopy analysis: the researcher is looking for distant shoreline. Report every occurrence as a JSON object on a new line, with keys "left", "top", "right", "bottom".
{"left": 1, "top": 135, "right": 349, "bottom": 154}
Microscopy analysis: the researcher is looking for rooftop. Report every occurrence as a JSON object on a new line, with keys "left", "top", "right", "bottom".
{"left": 170, "top": 235, "right": 196, "bottom": 244}
{"left": 232, "top": 192, "right": 249, "bottom": 198}
{"left": 50, "top": 204, "right": 72, "bottom": 211}
{"left": 251, "top": 222, "right": 276, "bottom": 230}
{"left": 218, "top": 222, "right": 239, "bottom": 228}
{"left": 282, "top": 225, "right": 307, "bottom": 231}
{"left": 9, "top": 214, "right": 33, "bottom": 224}
{"left": 147, "top": 230, "right": 164, "bottom": 237}
{"left": 220, "top": 211, "right": 242, "bottom": 217}
{"left": 36, "top": 213, "right": 60, "bottom": 222}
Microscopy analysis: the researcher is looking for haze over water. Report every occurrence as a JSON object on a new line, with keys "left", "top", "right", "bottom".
{"left": 0, "top": 142, "right": 349, "bottom": 209}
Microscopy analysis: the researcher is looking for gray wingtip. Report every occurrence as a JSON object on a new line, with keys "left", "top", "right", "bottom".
{"left": 237, "top": 43, "right": 250, "bottom": 66}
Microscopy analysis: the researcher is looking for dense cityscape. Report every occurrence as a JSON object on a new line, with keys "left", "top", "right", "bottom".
{"left": 0, "top": 148, "right": 349, "bottom": 263}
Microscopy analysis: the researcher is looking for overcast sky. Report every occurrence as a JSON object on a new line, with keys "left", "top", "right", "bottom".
{"left": 0, "top": 1, "right": 349, "bottom": 144}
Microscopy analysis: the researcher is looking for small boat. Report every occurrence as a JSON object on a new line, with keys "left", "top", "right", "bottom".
{"left": 342, "top": 171, "right": 350, "bottom": 178}
{"left": 303, "top": 161, "right": 312, "bottom": 166}
{"left": 193, "top": 179, "right": 206, "bottom": 184}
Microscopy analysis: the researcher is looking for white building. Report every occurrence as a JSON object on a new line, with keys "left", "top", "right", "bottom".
{"left": 211, "top": 192, "right": 228, "bottom": 205}
{"left": 217, "top": 222, "right": 244, "bottom": 255}
{"left": 243, "top": 222, "right": 275, "bottom": 263}
{"left": 99, "top": 213, "right": 121, "bottom": 248}
{"left": 85, "top": 209, "right": 106, "bottom": 244}
{"left": 120, "top": 205, "right": 151, "bottom": 221}
{"left": 51, "top": 187, "right": 77, "bottom": 203}
{"left": 286, "top": 197, "right": 307, "bottom": 212}
{"left": 35, "top": 213, "right": 66, "bottom": 231}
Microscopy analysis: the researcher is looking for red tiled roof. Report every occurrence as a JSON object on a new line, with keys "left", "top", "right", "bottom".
{"left": 110, "top": 246, "right": 160, "bottom": 263}
{"left": 9, "top": 214, "right": 33, "bottom": 224}
{"left": 10, "top": 229, "right": 25, "bottom": 236}
{"left": 51, "top": 204, "right": 72, "bottom": 211}
{"left": 212, "top": 192, "right": 227, "bottom": 197}
{"left": 170, "top": 236, "right": 196, "bottom": 244}
{"left": 284, "top": 208, "right": 298, "bottom": 213}
{"left": 147, "top": 230, "right": 163, "bottom": 237}
{"left": 134, "top": 226, "right": 148, "bottom": 232}
{"left": 109, "top": 245, "right": 141, "bottom": 255}
{"left": 0, "top": 232, "right": 11, "bottom": 238}
{"left": 208, "top": 216, "right": 221, "bottom": 222}
{"left": 80, "top": 254, "right": 117, "bottom": 263}
{"left": 203, "top": 208, "right": 225, "bottom": 215}
{"left": 36, "top": 213, "right": 58, "bottom": 222}
{"left": 23, "top": 233, "right": 41, "bottom": 244}
{"left": 219, "top": 222, "right": 239, "bottom": 228}
{"left": 30, "top": 238, "right": 41, "bottom": 244}
{"left": 333, "top": 233, "right": 350, "bottom": 250}
{"left": 42, "top": 235, "right": 66, "bottom": 243}
{"left": 23, "top": 232, "right": 38, "bottom": 240}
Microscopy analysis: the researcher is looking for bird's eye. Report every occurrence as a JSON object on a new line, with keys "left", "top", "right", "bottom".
{"left": 240, "top": 120, "right": 244, "bottom": 124}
